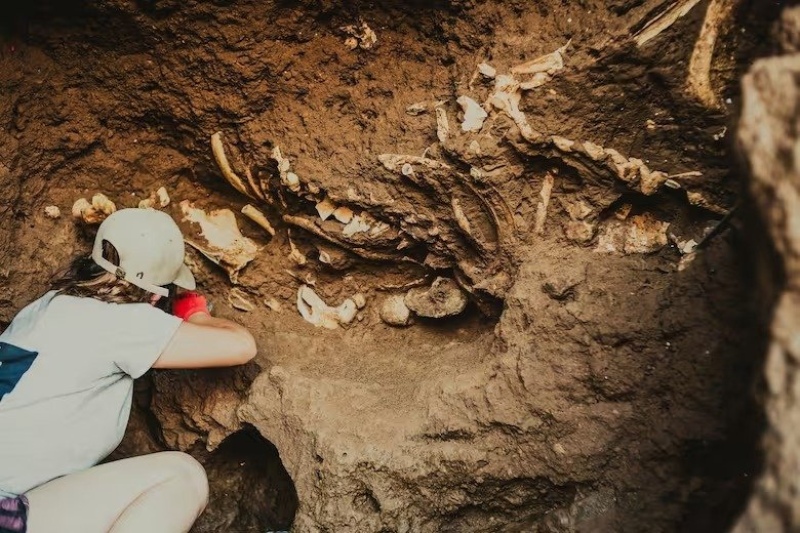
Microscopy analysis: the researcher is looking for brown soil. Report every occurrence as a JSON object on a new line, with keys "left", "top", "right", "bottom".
{"left": 0, "top": 1, "right": 784, "bottom": 532}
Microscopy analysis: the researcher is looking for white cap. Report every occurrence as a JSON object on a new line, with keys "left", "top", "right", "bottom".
{"left": 91, "top": 208, "right": 196, "bottom": 297}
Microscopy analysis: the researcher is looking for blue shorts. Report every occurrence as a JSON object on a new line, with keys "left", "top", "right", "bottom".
{"left": 0, "top": 493, "right": 27, "bottom": 533}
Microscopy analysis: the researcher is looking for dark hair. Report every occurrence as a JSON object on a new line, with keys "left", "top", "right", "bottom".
{"left": 50, "top": 240, "right": 175, "bottom": 308}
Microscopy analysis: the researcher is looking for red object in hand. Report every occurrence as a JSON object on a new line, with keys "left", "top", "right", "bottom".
{"left": 172, "top": 292, "right": 210, "bottom": 321}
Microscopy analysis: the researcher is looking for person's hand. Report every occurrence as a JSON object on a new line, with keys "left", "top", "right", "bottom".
{"left": 172, "top": 291, "right": 210, "bottom": 321}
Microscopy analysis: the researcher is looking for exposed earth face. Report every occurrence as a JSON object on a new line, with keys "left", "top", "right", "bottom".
{"left": 0, "top": 1, "right": 787, "bottom": 532}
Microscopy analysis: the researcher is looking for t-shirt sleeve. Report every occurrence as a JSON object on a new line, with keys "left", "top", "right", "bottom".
{"left": 103, "top": 302, "right": 183, "bottom": 378}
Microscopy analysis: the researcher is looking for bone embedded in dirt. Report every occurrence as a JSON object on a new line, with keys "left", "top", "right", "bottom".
{"left": 478, "top": 62, "right": 497, "bottom": 79}
{"left": 316, "top": 243, "right": 353, "bottom": 270}
{"left": 333, "top": 206, "right": 354, "bottom": 224}
{"left": 511, "top": 41, "right": 570, "bottom": 76}
{"left": 435, "top": 106, "right": 450, "bottom": 144}
{"left": 352, "top": 293, "right": 366, "bottom": 309}
{"left": 456, "top": 95, "right": 488, "bottom": 132}
{"left": 596, "top": 213, "right": 670, "bottom": 254}
{"left": 535, "top": 173, "right": 555, "bottom": 235}
{"left": 342, "top": 21, "right": 377, "bottom": 50}
{"left": 315, "top": 198, "right": 336, "bottom": 221}
{"left": 44, "top": 205, "right": 61, "bottom": 219}
{"left": 288, "top": 237, "right": 307, "bottom": 266}
{"left": 228, "top": 287, "right": 255, "bottom": 312}
{"left": 379, "top": 294, "right": 412, "bottom": 327}
{"left": 296, "top": 285, "right": 358, "bottom": 329}
{"left": 179, "top": 200, "right": 258, "bottom": 283}
{"left": 264, "top": 297, "right": 281, "bottom": 312}
{"left": 342, "top": 214, "right": 371, "bottom": 237}
{"left": 404, "top": 277, "right": 469, "bottom": 318}
{"left": 634, "top": 0, "right": 704, "bottom": 47}
{"left": 211, "top": 131, "right": 250, "bottom": 197}
{"left": 138, "top": 186, "right": 170, "bottom": 209}
{"left": 241, "top": 204, "right": 276, "bottom": 237}
{"left": 72, "top": 193, "right": 117, "bottom": 224}
{"left": 686, "top": 0, "right": 738, "bottom": 109}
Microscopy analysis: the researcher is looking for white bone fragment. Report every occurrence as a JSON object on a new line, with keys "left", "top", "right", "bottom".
{"left": 333, "top": 206, "right": 354, "bottom": 224}
{"left": 352, "top": 293, "right": 366, "bottom": 309}
{"left": 289, "top": 238, "right": 307, "bottom": 266}
{"left": 686, "top": 0, "right": 738, "bottom": 108}
{"left": 451, "top": 197, "right": 472, "bottom": 238}
{"left": 535, "top": 173, "right": 555, "bottom": 235}
{"left": 551, "top": 136, "right": 575, "bottom": 152}
{"left": 156, "top": 187, "right": 170, "bottom": 207}
{"left": 138, "top": 187, "right": 170, "bottom": 209}
{"left": 283, "top": 172, "right": 301, "bottom": 192}
{"left": 316, "top": 197, "right": 336, "bottom": 221}
{"left": 435, "top": 106, "right": 450, "bottom": 144}
{"left": 264, "top": 297, "right": 281, "bottom": 312}
{"left": 634, "top": 0, "right": 703, "bottom": 47}
{"left": 241, "top": 204, "right": 276, "bottom": 236}
{"left": 180, "top": 200, "right": 258, "bottom": 283}
{"left": 72, "top": 193, "right": 116, "bottom": 225}
{"left": 486, "top": 75, "right": 535, "bottom": 139}
{"left": 406, "top": 102, "right": 427, "bottom": 116}
{"left": 511, "top": 41, "right": 570, "bottom": 76}
{"left": 596, "top": 213, "right": 670, "bottom": 254}
{"left": 456, "top": 95, "right": 488, "bottom": 132}
{"left": 211, "top": 132, "right": 249, "bottom": 197}
{"left": 342, "top": 214, "right": 370, "bottom": 237}
{"left": 44, "top": 205, "right": 61, "bottom": 219}
{"left": 581, "top": 142, "right": 606, "bottom": 161}
{"left": 519, "top": 72, "right": 552, "bottom": 91}
{"left": 297, "top": 285, "right": 358, "bottom": 329}
{"left": 228, "top": 288, "right": 255, "bottom": 312}
{"left": 478, "top": 62, "right": 497, "bottom": 79}
{"left": 72, "top": 198, "right": 91, "bottom": 219}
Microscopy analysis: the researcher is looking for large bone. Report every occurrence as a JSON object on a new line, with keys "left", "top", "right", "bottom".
{"left": 211, "top": 131, "right": 250, "bottom": 197}
{"left": 685, "top": 0, "right": 739, "bottom": 109}
{"left": 633, "top": 0, "right": 704, "bottom": 47}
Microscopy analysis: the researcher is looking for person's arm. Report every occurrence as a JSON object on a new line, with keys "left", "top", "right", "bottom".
{"left": 152, "top": 293, "right": 257, "bottom": 369}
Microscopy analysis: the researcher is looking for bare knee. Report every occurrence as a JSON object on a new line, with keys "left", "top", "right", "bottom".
{"left": 160, "top": 452, "right": 209, "bottom": 512}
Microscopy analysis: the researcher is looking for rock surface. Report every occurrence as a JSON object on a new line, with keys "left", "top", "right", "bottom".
{"left": 733, "top": 9, "right": 800, "bottom": 531}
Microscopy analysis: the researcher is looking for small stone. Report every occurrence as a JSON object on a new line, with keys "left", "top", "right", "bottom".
{"left": 380, "top": 295, "right": 412, "bottom": 327}
{"left": 404, "top": 277, "right": 468, "bottom": 318}
{"left": 44, "top": 205, "right": 61, "bottom": 219}
{"left": 352, "top": 293, "right": 367, "bottom": 309}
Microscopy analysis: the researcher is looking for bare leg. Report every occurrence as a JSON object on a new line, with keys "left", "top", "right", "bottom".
{"left": 25, "top": 451, "right": 208, "bottom": 533}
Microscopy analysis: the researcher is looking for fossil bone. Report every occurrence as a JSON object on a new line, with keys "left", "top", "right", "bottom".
{"left": 72, "top": 193, "right": 116, "bottom": 225}
{"left": 138, "top": 187, "right": 170, "bottom": 209}
{"left": 228, "top": 288, "right": 255, "bottom": 312}
{"left": 211, "top": 131, "right": 250, "bottom": 197}
{"left": 241, "top": 204, "right": 276, "bottom": 237}
{"left": 535, "top": 173, "right": 555, "bottom": 235}
{"left": 634, "top": 0, "right": 704, "bottom": 47}
{"left": 296, "top": 285, "right": 358, "bottom": 329}
{"left": 180, "top": 200, "right": 258, "bottom": 283}
{"left": 457, "top": 95, "right": 488, "bottom": 132}
{"left": 686, "top": 0, "right": 738, "bottom": 109}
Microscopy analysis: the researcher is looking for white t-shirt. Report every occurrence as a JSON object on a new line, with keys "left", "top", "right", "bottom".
{"left": 0, "top": 291, "right": 182, "bottom": 494}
